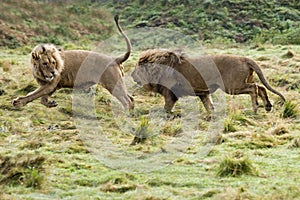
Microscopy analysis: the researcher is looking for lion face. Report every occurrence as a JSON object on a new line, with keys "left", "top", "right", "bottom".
{"left": 31, "top": 44, "right": 64, "bottom": 83}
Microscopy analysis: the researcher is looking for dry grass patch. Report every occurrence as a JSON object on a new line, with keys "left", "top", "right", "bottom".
{"left": 216, "top": 151, "right": 258, "bottom": 177}
{"left": 0, "top": 153, "right": 45, "bottom": 188}
{"left": 282, "top": 101, "right": 298, "bottom": 119}
{"left": 288, "top": 137, "right": 300, "bottom": 148}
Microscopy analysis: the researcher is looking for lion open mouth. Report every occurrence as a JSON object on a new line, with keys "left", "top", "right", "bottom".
{"left": 45, "top": 76, "right": 54, "bottom": 82}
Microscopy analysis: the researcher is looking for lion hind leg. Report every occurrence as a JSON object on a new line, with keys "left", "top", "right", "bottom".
{"left": 163, "top": 89, "right": 178, "bottom": 113}
{"left": 198, "top": 94, "right": 214, "bottom": 113}
{"left": 230, "top": 83, "right": 259, "bottom": 113}
{"left": 109, "top": 85, "right": 134, "bottom": 110}
{"left": 257, "top": 85, "right": 272, "bottom": 111}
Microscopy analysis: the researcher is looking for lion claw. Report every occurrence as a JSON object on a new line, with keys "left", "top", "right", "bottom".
{"left": 12, "top": 98, "right": 26, "bottom": 107}
{"left": 47, "top": 100, "right": 58, "bottom": 108}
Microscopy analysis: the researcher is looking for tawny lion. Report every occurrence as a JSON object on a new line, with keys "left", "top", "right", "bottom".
{"left": 131, "top": 49, "right": 285, "bottom": 113}
{"left": 13, "top": 15, "right": 134, "bottom": 110}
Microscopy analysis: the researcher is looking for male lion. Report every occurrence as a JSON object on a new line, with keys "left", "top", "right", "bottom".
{"left": 13, "top": 15, "right": 134, "bottom": 110}
{"left": 131, "top": 49, "right": 285, "bottom": 113}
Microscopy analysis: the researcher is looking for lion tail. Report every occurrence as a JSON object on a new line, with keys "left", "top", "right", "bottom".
{"left": 247, "top": 58, "right": 286, "bottom": 102}
{"left": 114, "top": 15, "right": 132, "bottom": 64}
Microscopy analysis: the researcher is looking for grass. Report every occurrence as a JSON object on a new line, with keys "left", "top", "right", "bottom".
{"left": 288, "top": 137, "right": 300, "bottom": 149}
{"left": 216, "top": 151, "right": 258, "bottom": 177}
{"left": 282, "top": 101, "right": 298, "bottom": 118}
{"left": 223, "top": 117, "right": 237, "bottom": 133}
{"left": 130, "top": 116, "right": 150, "bottom": 145}
{"left": 0, "top": 0, "right": 113, "bottom": 49}
{"left": 0, "top": 1, "right": 300, "bottom": 197}
{"left": 0, "top": 154, "right": 45, "bottom": 188}
{"left": 1, "top": 0, "right": 299, "bottom": 49}
{"left": 1, "top": 44, "right": 299, "bottom": 199}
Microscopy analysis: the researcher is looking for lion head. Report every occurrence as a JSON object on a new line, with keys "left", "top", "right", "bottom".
{"left": 31, "top": 44, "right": 64, "bottom": 83}
{"left": 131, "top": 49, "right": 184, "bottom": 91}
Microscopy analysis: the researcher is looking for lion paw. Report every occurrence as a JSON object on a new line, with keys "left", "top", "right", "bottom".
{"left": 47, "top": 100, "right": 58, "bottom": 108}
{"left": 12, "top": 97, "right": 26, "bottom": 107}
{"left": 41, "top": 100, "right": 58, "bottom": 108}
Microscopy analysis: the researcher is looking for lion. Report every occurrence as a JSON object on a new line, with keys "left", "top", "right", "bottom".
{"left": 131, "top": 49, "right": 286, "bottom": 113}
{"left": 12, "top": 15, "right": 134, "bottom": 110}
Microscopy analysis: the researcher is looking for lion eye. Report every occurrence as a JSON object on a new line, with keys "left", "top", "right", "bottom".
{"left": 52, "top": 61, "right": 56, "bottom": 65}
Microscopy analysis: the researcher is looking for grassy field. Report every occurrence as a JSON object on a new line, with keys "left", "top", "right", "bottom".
{"left": 1, "top": 0, "right": 300, "bottom": 199}
{"left": 0, "top": 43, "right": 299, "bottom": 199}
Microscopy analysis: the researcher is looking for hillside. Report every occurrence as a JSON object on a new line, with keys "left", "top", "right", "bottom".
{"left": 0, "top": 0, "right": 113, "bottom": 49}
{"left": 0, "top": 0, "right": 299, "bottom": 49}
{"left": 103, "top": 0, "right": 300, "bottom": 44}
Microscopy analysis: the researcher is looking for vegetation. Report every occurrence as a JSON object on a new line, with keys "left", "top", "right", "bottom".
{"left": 104, "top": 0, "right": 300, "bottom": 44}
{"left": 1, "top": 0, "right": 299, "bottom": 49}
{"left": 0, "top": 0, "right": 113, "bottom": 49}
{"left": 216, "top": 151, "right": 258, "bottom": 177}
{"left": 0, "top": 0, "right": 300, "bottom": 199}
{"left": 282, "top": 100, "right": 298, "bottom": 119}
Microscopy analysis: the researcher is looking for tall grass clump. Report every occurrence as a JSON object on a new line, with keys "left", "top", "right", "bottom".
{"left": 0, "top": 154, "right": 45, "bottom": 188}
{"left": 288, "top": 137, "right": 300, "bottom": 149}
{"left": 22, "top": 167, "right": 44, "bottom": 188}
{"left": 223, "top": 117, "right": 237, "bottom": 133}
{"left": 131, "top": 117, "right": 150, "bottom": 145}
{"left": 216, "top": 151, "right": 258, "bottom": 177}
{"left": 282, "top": 101, "right": 298, "bottom": 119}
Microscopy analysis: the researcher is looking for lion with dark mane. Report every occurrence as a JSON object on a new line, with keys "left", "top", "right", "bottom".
{"left": 13, "top": 15, "right": 134, "bottom": 110}
{"left": 131, "top": 49, "right": 285, "bottom": 113}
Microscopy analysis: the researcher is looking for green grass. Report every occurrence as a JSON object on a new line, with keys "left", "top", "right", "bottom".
{"left": 0, "top": 1, "right": 300, "bottom": 198}
{"left": 223, "top": 117, "right": 237, "bottom": 133}
{"left": 103, "top": 0, "right": 300, "bottom": 44}
{"left": 216, "top": 151, "right": 258, "bottom": 177}
{"left": 0, "top": 45, "right": 299, "bottom": 199}
{"left": 282, "top": 101, "right": 298, "bottom": 119}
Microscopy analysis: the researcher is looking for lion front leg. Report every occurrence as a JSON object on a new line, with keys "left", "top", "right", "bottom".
{"left": 12, "top": 96, "right": 28, "bottom": 107}
{"left": 163, "top": 89, "right": 178, "bottom": 113}
{"left": 198, "top": 94, "right": 214, "bottom": 113}
{"left": 12, "top": 78, "right": 60, "bottom": 107}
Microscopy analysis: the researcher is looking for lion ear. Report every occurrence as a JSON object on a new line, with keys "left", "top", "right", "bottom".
{"left": 31, "top": 52, "right": 39, "bottom": 60}
{"left": 41, "top": 45, "right": 46, "bottom": 52}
